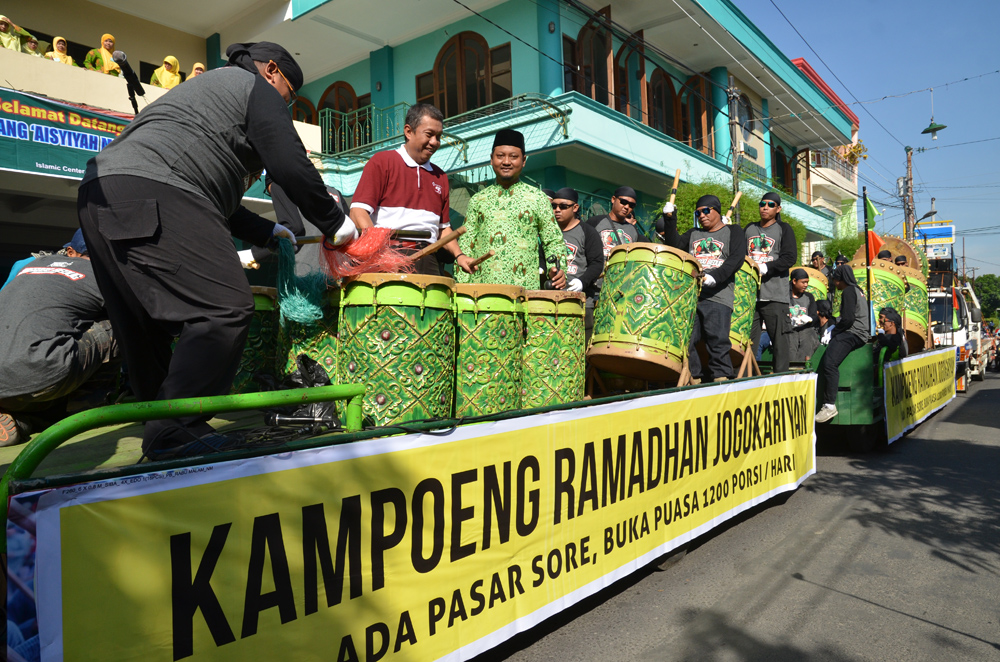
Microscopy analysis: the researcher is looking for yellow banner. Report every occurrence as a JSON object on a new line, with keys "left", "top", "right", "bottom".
{"left": 46, "top": 375, "right": 815, "bottom": 661}
{"left": 884, "top": 347, "right": 956, "bottom": 443}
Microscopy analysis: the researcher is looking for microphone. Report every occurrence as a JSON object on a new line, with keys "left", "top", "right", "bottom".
{"left": 112, "top": 51, "right": 145, "bottom": 97}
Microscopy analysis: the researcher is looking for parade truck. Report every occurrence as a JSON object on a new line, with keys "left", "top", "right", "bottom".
{"left": 929, "top": 282, "right": 985, "bottom": 390}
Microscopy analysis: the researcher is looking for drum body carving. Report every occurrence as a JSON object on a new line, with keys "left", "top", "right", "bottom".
{"left": 730, "top": 257, "right": 761, "bottom": 353}
{"left": 900, "top": 265, "right": 928, "bottom": 351}
{"left": 279, "top": 289, "right": 341, "bottom": 380}
{"left": 232, "top": 286, "right": 278, "bottom": 393}
{"left": 588, "top": 243, "right": 701, "bottom": 381}
{"left": 802, "top": 266, "right": 829, "bottom": 303}
{"left": 523, "top": 290, "right": 585, "bottom": 408}
{"left": 454, "top": 284, "right": 526, "bottom": 417}
{"left": 339, "top": 274, "right": 456, "bottom": 427}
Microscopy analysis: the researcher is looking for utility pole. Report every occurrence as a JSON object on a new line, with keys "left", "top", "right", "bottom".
{"left": 727, "top": 75, "right": 741, "bottom": 226}
{"left": 962, "top": 237, "right": 966, "bottom": 282}
{"left": 904, "top": 146, "right": 916, "bottom": 240}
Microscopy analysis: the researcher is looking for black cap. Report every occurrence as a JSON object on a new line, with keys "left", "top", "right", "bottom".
{"left": 542, "top": 189, "right": 555, "bottom": 199}
{"left": 790, "top": 268, "right": 808, "bottom": 280}
{"left": 696, "top": 194, "right": 722, "bottom": 212}
{"left": 811, "top": 251, "right": 824, "bottom": 260}
{"left": 835, "top": 253, "right": 848, "bottom": 264}
{"left": 553, "top": 187, "right": 578, "bottom": 203}
{"left": 226, "top": 42, "right": 303, "bottom": 90}
{"left": 761, "top": 191, "right": 782, "bottom": 205}
{"left": 877, "top": 249, "right": 892, "bottom": 260}
{"left": 614, "top": 186, "right": 637, "bottom": 200}
{"left": 492, "top": 129, "right": 525, "bottom": 153}
{"left": 894, "top": 255, "right": 907, "bottom": 265}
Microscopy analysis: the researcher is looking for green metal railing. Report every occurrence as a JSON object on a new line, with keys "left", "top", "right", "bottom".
{"left": 1, "top": 384, "right": 365, "bottom": 551}
{"left": 320, "top": 102, "right": 408, "bottom": 155}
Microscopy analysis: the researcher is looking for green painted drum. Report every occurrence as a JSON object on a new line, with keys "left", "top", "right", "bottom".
{"left": 279, "top": 289, "right": 341, "bottom": 380}
{"left": 339, "top": 274, "right": 456, "bottom": 427}
{"left": 802, "top": 266, "right": 829, "bottom": 302}
{"left": 454, "top": 284, "right": 526, "bottom": 417}
{"left": 523, "top": 290, "right": 586, "bottom": 408}
{"left": 900, "top": 265, "right": 929, "bottom": 351}
{"left": 731, "top": 257, "right": 760, "bottom": 353}
{"left": 852, "top": 259, "right": 907, "bottom": 317}
{"left": 232, "top": 287, "right": 278, "bottom": 393}
{"left": 588, "top": 243, "right": 701, "bottom": 381}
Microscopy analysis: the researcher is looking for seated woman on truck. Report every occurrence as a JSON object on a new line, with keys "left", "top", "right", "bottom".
{"left": 816, "top": 265, "right": 870, "bottom": 423}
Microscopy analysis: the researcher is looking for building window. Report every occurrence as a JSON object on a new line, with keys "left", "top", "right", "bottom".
{"left": 737, "top": 94, "right": 754, "bottom": 144}
{"left": 614, "top": 33, "right": 645, "bottom": 120}
{"left": 773, "top": 146, "right": 790, "bottom": 190}
{"left": 574, "top": 6, "right": 613, "bottom": 106}
{"left": 649, "top": 68, "right": 678, "bottom": 139}
{"left": 319, "top": 81, "right": 361, "bottom": 153}
{"left": 414, "top": 32, "right": 512, "bottom": 119}
{"left": 292, "top": 98, "right": 317, "bottom": 125}
{"left": 319, "top": 81, "right": 358, "bottom": 114}
{"left": 562, "top": 35, "right": 577, "bottom": 94}
{"left": 680, "top": 75, "right": 713, "bottom": 156}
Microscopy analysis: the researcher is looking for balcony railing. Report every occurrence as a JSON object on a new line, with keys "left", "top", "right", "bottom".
{"left": 810, "top": 148, "right": 856, "bottom": 183}
{"left": 319, "top": 103, "right": 408, "bottom": 156}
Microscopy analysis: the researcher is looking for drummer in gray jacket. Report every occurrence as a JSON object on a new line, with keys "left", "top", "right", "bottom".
{"left": 661, "top": 194, "right": 746, "bottom": 382}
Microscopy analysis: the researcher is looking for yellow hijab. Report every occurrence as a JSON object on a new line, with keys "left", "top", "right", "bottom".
{"left": 0, "top": 16, "right": 22, "bottom": 51}
{"left": 153, "top": 55, "right": 181, "bottom": 88}
{"left": 46, "top": 36, "right": 74, "bottom": 65}
{"left": 189, "top": 62, "right": 206, "bottom": 79}
{"left": 97, "top": 33, "right": 120, "bottom": 74}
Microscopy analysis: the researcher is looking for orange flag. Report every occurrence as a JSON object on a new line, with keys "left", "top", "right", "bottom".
{"left": 867, "top": 230, "right": 884, "bottom": 263}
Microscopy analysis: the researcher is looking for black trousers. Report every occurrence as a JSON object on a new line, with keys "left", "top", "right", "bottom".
{"left": 820, "top": 332, "right": 866, "bottom": 405}
{"left": 78, "top": 176, "right": 254, "bottom": 450}
{"left": 752, "top": 300, "right": 790, "bottom": 372}
{"left": 688, "top": 300, "right": 734, "bottom": 380}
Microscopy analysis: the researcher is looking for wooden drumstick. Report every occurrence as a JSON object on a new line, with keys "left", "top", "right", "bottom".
{"left": 409, "top": 226, "right": 467, "bottom": 262}
{"left": 724, "top": 191, "right": 743, "bottom": 221}
{"left": 297, "top": 229, "right": 433, "bottom": 245}
{"left": 468, "top": 250, "right": 495, "bottom": 269}
{"left": 668, "top": 169, "right": 681, "bottom": 205}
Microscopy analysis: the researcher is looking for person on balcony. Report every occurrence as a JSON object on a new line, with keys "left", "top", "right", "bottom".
{"left": 150, "top": 55, "right": 182, "bottom": 89}
{"left": 661, "top": 194, "right": 746, "bottom": 383}
{"left": 0, "top": 230, "right": 119, "bottom": 448}
{"left": 77, "top": 41, "right": 354, "bottom": 460}
{"left": 22, "top": 35, "right": 43, "bottom": 57}
{"left": 746, "top": 192, "right": 797, "bottom": 373}
{"left": 188, "top": 62, "right": 206, "bottom": 79}
{"left": 84, "top": 34, "right": 120, "bottom": 76}
{"left": 550, "top": 187, "right": 604, "bottom": 342}
{"left": 457, "top": 128, "right": 567, "bottom": 290}
{"left": 45, "top": 36, "right": 76, "bottom": 66}
{"left": 349, "top": 103, "right": 466, "bottom": 276}
{"left": 0, "top": 16, "right": 25, "bottom": 52}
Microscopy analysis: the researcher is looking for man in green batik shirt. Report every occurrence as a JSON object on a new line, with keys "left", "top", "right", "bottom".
{"left": 457, "top": 129, "right": 567, "bottom": 290}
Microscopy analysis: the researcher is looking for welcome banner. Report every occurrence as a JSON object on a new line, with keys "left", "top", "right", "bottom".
{"left": 14, "top": 374, "right": 816, "bottom": 662}
{"left": 884, "top": 347, "right": 956, "bottom": 444}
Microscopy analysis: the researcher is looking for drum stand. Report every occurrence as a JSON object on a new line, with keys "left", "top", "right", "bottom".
{"left": 585, "top": 364, "right": 607, "bottom": 397}
{"left": 736, "top": 343, "right": 762, "bottom": 378}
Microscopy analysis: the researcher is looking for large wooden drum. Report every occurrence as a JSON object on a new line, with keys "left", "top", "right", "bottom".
{"left": 851, "top": 259, "right": 907, "bottom": 317}
{"left": 232, "top": 286, "right": 278, "bottom": 393}
{"left": 278, "top": 288, "right": 341, "bottom": 381}
{"left": 801, "top": 266, "right": 829, "bottom": 302}
{"left": 454, "top": 284, "right": 526, "bottom": 417}
{"left": 522, "top": 290, "right": 586, "bottom": 408}
{"left": 900, "top": 265, "right": 929, "bottom": 351}
{"left": 588, "top": 243, "right": 701, "bottom": 381}
{"left": 731, "top": 257, "right": 761, "bottom": 353}
{"left": 338, "top": 274, "right": 456, "bottom": 427}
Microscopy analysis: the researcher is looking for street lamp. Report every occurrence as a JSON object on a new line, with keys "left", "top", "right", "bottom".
{"left": 920, "top": 88, "right": 947, "bottom": 141}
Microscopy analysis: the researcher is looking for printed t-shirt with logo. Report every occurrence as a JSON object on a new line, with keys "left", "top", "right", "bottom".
{"left": 687, "top": 225, "right": 738, "bottom": 309}
{"left": 744, "top": 221, "right": 789, "bottom": 303}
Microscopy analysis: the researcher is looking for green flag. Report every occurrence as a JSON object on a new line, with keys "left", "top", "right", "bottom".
{"left": 865, "top": 195, "right": 881, "bottom": 220}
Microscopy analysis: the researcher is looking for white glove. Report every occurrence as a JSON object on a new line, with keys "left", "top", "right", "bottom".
{"left": 272, "top": 224, "right": 297, "bottom": 245}
{"left": 330, "top": 221, "right": 359, "bottom": 247}
{"left": 567, "top": 278, "right": 584, "bottom": 292}
{"left": 821, "top": 328, "right": 833, "bottom": 345}
{"left": 663, "top": 201, "right": 676, "bottom": 216}
{"left": 702, "top": 273, "right": 717, "bottom": 288}
{"left": 759, "top": 262, "right": 768, "bottom": 275}
{"left": 237, "top": 249, "right": 257, "bottom": 269}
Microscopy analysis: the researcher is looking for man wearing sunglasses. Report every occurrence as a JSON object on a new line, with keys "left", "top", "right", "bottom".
{"left": 550, "top": 188, "right": 604, "bottom": 342}
{"left": 745, "top": 192, "right": 797, "bottom": 373}
{"left": 661, "top": 194, "right": 746, "bottom": 382}
{"left": 77, "top": 41, "right": 356, "bottom": 460}
{"left": 587, "top": 186, "right": 649, "bottom": 261}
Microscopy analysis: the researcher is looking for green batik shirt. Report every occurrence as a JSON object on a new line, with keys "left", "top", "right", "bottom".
{"left": 457, "top": 181, "right": 567, "bottom": 289}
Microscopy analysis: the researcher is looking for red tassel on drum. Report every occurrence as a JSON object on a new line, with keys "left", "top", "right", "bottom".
{"left": 321, "top": 227, "right": 415, "bottom": 278}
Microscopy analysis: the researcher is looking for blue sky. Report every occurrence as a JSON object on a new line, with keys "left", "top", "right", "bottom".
{"left": 735, "top": 0, "right": 1000, "bottom": 278}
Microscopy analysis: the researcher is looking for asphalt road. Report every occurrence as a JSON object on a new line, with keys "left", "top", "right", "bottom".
{"left": 483, "top": 372, "right": 1000, "bottom": 662}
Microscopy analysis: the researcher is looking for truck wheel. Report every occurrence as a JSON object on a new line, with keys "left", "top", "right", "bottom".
{"left": 973, "top": 366, "right": 985, "bottom": 382}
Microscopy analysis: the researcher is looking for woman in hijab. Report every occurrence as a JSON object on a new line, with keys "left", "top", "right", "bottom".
{"left": 0, "top": 16, "right": 24, "bottom": 52}
{"left": 874, "top": 307, "right": 908, "bottom": 361}
{"left": 45, "top": 36, "right": 75, "bottom": 66}
{"left": 84, "top": 34, "right": 121, "bottom": 76}
{"left": 188, "top": 62, "right": 206, "bottom": 79}
{"left": 151, "top": 55, "right": 182, "bottom": 89}
{"left": 22, "top": 35, "right": 43, "bottom": 57}
{"left": 788, "top": 268, "right": 819, "bottom": 362}
{"left": 816, "top": 264, "right": 870, "bottom": 423}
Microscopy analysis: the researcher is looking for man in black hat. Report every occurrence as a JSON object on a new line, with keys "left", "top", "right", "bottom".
{"left": 550, "top": 187, "right": 604, "bottom": 342}
{"left": 587, "top": 185, "right": 649, "bottom": 260}
{"left": 661, "top": 194, "right": 747, "bottom": 382}
{"left": 77, "top": 41, "right": 356, "bottom": 459}
{"left": 0, "top": 230, "right": 119, "bottom": 447}
{"left": 745, "top": 192, "right": 797, "bottom": 373}
{"left": 810, "top": 250, "right": 833, "bottom": 300}
{"left": 457, "top": 129, "right": 567, "bottom": 289}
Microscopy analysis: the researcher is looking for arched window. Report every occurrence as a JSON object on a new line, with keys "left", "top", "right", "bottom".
{"left": 319, "top": 81, "right": 358, "bottom": 115}
{"left": 575, "top": 8, "right": 613, "bottom": 106}
{"left": 649, "top": 68, "right": 679, "bottom": 139}
{"left": 773, "top": 146, "right": 790, "bottom": 190}
{"left": 679, "top": 75, "right": 714, "bottom": 156}
{"left": 319, "top": 82, "right": 360, "bottom": 153}
{"left": 614, "top": 33, "right": 646, "bottom": 120}
{"left": 415, "top": 32, "right": 512, "bottom": 119}
{"left": 292, "top": 97, "right": 317, "bottom": 125}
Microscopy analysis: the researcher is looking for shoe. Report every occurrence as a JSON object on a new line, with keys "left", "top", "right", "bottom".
{"left": 0, "top": 412, "right": 27, "bottom": 447}
{"left": 815, "top": 404, "right": 838, "bottom": 423}
{"left": 142, "top": 430, "right": 246, "bottom": 462}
